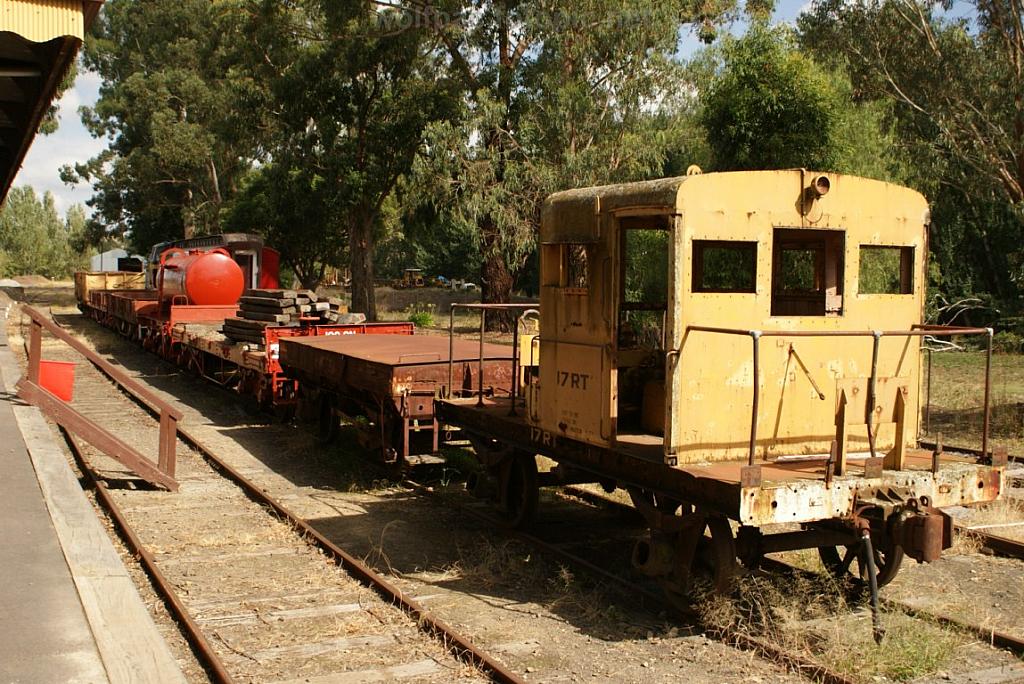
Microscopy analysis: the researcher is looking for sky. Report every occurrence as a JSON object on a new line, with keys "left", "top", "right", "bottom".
{"left": 13, "top": 68, "right": 105, "bottom": 216}
{"left": 10, "top": 0, "right": 812, "bottom": 217}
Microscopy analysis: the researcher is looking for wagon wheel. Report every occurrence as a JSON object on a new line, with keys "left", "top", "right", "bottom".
{"left": 818, "top": 539, "right": 904, "bottom": 588}
{"left": 494, "top": 453, "right": 539, "bottom": 530}
{"left": 272, "top": 401, "right": 297, "bottom": 424}
{"left": 317, "top": 395, "right": 340, "bottom": 444}
{"left": 659, "top": 513, "right": 737, "bottom": 609}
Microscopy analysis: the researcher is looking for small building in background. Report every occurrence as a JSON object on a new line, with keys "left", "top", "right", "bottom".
{"left": 90, "top": 249, "right": 144, "bottom": 272}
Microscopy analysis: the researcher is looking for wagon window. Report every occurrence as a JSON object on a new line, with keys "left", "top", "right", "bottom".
{"left": 692, "top": 240, "right": 757, "bottom": 293}
{"left": 623, "top": 229, "right": 669, "bottom": 306}
{"left": 771, "top": 228, "right": 845, "bottom": 317}
{"left": 619, "top": 219, "right": 670, "bottom": 350}
{"left": 541, "top": 243, "right": 590, "bottom": 291}
{"left": 859, "top": 246, "right": 914, "bottom": 295}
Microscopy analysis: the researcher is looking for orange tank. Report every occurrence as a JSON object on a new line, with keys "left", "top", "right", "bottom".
{"left": 158, "top": 248, "right": 244, "bottom": 306}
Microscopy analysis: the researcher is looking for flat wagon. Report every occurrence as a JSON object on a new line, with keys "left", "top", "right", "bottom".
{"left": 279, "top": 334, "right": 515, "bottom": 463}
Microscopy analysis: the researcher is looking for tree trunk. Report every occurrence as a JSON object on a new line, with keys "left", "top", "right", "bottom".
{"left": 349, "top": 215, "right": 377, "bottom": 321}
{"left": 183, "top": 186, "right": 196, "bottom": 239}
{"left": 480, "top": 215, "right": 514, "bottom": 332}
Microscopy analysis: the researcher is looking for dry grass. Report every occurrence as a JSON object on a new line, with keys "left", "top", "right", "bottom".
{"left": 697, "top": 571, "right": 968, "bottom": 683}
{"left": 924, "top": 351, "right": 1024, "bottom": 454}
{"left": 963, "top": 495, "right": 1024, "bottom": 528}
{"left": 441, "top": 536, "right": 623, "bottom": 625}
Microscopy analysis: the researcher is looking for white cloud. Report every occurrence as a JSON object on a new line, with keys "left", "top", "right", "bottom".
{"left": 12, "top": 67, "right": 106, "bottom": 215}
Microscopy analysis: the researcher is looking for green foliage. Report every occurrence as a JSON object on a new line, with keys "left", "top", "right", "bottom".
{"left": 992, "top": 331, "right": 1023, "bottom": 354}
{"left": 66, "top": 0, "right": 254, "bottom": 253}
{"left": 697, "top": 23, "right": 906, "bottom": 178}
{"left": 858, "top": 246, "right": 905, "bottom": 294}
{"left": 405, "top": 303, "right": 436, "bottom": 329}
{"left": 0, "top": 186, "right": 88, "bottom": 278}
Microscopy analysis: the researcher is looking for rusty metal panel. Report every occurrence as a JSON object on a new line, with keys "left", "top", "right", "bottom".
{"left": 280, "top": 334, "right": 514, "bottom": 401}
{"left": 285, "top": 334, "right": 512, "bottom": 366}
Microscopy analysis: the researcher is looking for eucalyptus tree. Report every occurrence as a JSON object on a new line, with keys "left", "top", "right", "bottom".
{"left": 64, "top": 0, "right": 254, "bottom": 254}
{"left": 798, "top": 0, "right": 1024, "bottom": 304}
{"left": 409, "top": 0, "right": 735, "bottom": 326}
{"left": 696, "top": 23, "right": 906, "bottom": 180}
{"left": 229, "top": 1, "right": 456, "bottom": 312}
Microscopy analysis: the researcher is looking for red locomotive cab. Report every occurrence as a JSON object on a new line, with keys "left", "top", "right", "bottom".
{"left": 260, "top": 247, "right": 282, "bottom": 290}
{"left": 158, "top": 248, "right": 245, "bottom": 306}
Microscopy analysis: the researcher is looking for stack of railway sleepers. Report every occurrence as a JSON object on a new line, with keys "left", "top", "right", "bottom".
{"left": 221, "top": 290, "right": 362, "bottom": 344}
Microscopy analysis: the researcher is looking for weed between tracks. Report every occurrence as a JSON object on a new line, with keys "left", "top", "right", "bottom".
{"left": 695, "top": 569, "right": 967, "bottom": 683}
{"left": 441, "top": 536, "right": 624, "bottom": 626}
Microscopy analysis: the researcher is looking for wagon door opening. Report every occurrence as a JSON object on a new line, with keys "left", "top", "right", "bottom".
{"left": 615, "top": 216, "right": 671, "bottom": 441}
{"left": 771, "top": 228, "right": 845, "bottom": 317}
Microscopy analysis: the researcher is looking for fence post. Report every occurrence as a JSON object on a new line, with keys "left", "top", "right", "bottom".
{"left": 27, "top": 319, "right": 42, "bottom": 384}
{"left": 158, "top": 410, "right": 177, "bottom": 479}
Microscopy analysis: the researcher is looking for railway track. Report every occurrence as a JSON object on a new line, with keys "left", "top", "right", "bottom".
{"left": 22, "top": 309, "right": 1024, "bottom": 683}
{"left": 556, "top": 484, "right": 1024, "bottom": 656}
{"left": 31, "top": 332, "right": 519, "bottom": 684}
{"left": 28, "top": 311, "right": 806, "bottom": 684}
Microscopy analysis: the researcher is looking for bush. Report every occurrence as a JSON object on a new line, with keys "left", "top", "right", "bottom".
{"left": 406, "top": 302, "right": 435, "bottom": 328}
{"left": 992, "top": 331, "right": 1023, "bottom": 354}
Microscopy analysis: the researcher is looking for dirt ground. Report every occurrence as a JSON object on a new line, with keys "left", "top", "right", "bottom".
{"left": 14, "top": 287, "right": 806, "bottom": 682}
{"left": 14, "top": 283, "right": 1024, "bottom": 683}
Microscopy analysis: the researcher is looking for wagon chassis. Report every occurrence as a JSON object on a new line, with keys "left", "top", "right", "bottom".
{"left": 435, "top": 315, "right": 1005, "bottom": 608}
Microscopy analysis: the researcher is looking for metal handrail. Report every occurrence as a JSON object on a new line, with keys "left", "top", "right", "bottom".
{"left": 446, "top": 303, "right": 538, "bottom": 403}
{"left": 683, "top": 324, "right": 994, "bottom": 468}
{"left": 17, "top": 305, "right": 180, "bottom": 490}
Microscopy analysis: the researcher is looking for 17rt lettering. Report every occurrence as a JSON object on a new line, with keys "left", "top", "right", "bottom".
{"left": 557, "top": 371, "right": 591, "bottom": 390}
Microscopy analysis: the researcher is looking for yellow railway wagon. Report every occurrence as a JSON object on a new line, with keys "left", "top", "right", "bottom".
{"left": 438, "top": 169, "right": 1004, "bottom": 605}
{"left": 74, "top": 271, "right": 147, "bottom": 309}
{"left": 537, "top": 169, "right": 931, "bottom": 466}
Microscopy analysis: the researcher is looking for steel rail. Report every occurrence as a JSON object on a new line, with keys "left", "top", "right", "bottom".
{"left": 405, "top": 480, "right": 858, "bottom": 684}
{"left": 956, "top": 527, "right": 1024, "bottom": 561}
{"left": 172, "top": 425, "right": 525, "bottom": 684}
{"left": 563, "top": 485, "right": 1024, "bottom": 658}
{"left": 65, "top": 340, "right": 526, "bottom": 684}
{"left": 61, "top": 429, "right": 236, "bottom": 684}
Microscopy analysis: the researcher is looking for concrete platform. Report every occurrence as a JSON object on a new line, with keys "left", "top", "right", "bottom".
{"left": 0, "top": 307, "right": 186, "bottom": 684}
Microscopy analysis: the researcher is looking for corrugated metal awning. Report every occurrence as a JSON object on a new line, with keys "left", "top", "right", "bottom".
{"left": 0, "top": 0, "right": 103, "bottom": 203}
